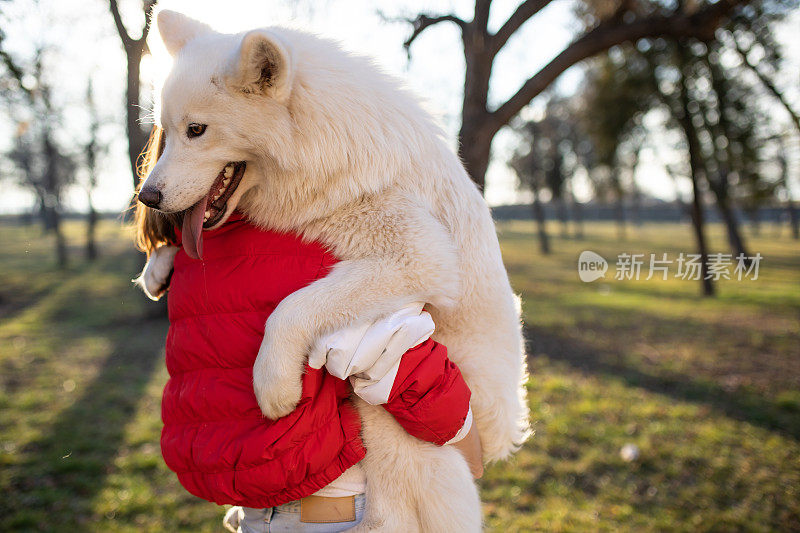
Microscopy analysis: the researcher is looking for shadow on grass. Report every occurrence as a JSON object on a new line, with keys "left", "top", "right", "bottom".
{"left": 0, "top": 239, "right": 170, "bottom": 530}
{"left": 524, "top": 325, "right": 800, "bottom": 441}
{"left": 5, "top": 316, "right": 168, "bottom": 530}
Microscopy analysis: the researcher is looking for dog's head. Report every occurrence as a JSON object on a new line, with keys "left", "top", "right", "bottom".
{"left": 138, "top": 10, "right": 437, "bottom": 257}
{"left": 137, "top": 10, "right": 302, "bottom": 257}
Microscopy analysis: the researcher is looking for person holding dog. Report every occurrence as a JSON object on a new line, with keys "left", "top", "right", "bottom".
{"left": 138, "top": 209, "right": 483, "bottom": 532}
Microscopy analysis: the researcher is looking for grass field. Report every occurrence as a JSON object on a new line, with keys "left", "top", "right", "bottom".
{"left": 0, "top": 218, "right": 798, "bottom": 532}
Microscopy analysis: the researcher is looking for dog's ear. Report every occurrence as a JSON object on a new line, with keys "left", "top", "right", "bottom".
{"left": 156, "top": 10, "right": 213, "bottom": 56}
{"left": 227, "top": 30, "right": 293, "bottom": 102}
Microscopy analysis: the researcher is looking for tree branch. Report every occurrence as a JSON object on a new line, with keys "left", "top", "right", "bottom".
{"left": 0, "top": 28, "right": 32, "bottom": 102}
{"left": 108, "top": 0, "right": 133, "bottom": 50}
{"left": 492, "top": 0, "right": 552, "bottom": 55}
{"left": 732, "top": 37, "right": 800, "bottom": 136}
{"left": 490, "top": 0, "right": 746, "bottom": 133}
{"left": 399, "top": 13, "right": 467, "bottom": 52}
{"left": 138, "top": 0, "right": 157, "bottom": 46}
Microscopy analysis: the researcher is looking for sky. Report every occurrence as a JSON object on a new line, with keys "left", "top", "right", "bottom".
{"left": 0, "top": 0, "right": 798, "bottom": 213}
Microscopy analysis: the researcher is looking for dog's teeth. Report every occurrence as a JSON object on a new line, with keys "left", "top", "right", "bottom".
{"left": 223, "top": 178, "right": 230, "bottom": 186}
{"left": 224, "top": 166, "right": 234, "bottom": 178}
{"left": 204, "top": 210, "right": 211, "bottom": 219}
{"left": 213, "top": 194, "right": 220, "bottom": 201}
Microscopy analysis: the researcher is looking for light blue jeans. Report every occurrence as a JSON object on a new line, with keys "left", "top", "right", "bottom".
{"left": 235, "top": 494, "right": 366, "bottom": 533}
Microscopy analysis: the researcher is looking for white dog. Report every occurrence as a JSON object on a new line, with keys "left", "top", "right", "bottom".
{"left": 138, "top": 10, "right": 529, "bottom": 532}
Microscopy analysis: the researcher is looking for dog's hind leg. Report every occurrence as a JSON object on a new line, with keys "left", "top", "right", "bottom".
{"left": 413, "top": 445, "right": 481, "bottom": 533}
{"left": 349, "top": 402, "right": 421, "bottom": 533}
{"left": 350, "top": 400, "right": 481, "bottom": 533}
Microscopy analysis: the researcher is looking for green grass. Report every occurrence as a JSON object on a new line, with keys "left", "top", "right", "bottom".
{"left": 0, "top": 219, "right": 798, "bottom": 532}
{"left": 485, "top": 220, "right": 800, "bottom": 532}
{"left": 0, "top": 220, "right": 219, "bottom": 532}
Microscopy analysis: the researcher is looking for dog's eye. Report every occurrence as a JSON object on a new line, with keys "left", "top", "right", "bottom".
{"left": 187, "top": 123, "right": 207, "bottom": 138}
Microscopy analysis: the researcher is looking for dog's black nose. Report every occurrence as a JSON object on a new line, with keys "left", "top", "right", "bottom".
{"left": 138, "top": 187, "right": 162, "bottom": 208}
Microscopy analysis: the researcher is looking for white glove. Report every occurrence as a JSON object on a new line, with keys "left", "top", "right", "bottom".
{"left": 308, "top": 302, "right": 435, "bottom": 405}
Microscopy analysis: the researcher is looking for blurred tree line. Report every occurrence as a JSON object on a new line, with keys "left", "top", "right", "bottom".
{"left": 508, "top": 0, "right": 799, "bottom": 295}
{"left": 0, "top": 0, "right": 153, "bottom": 268}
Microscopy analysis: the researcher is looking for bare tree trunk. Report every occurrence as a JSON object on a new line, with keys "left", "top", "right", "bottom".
{"left": 53, "top": 209, "right": 67, "bottom": 269}
{"left": 42, "top": 127, "right": 69, "bottom": 269}
{"left": 84, "top": 80, "right": 101, "bottom": 261}
{"left": 677, "top": 48, "right": 714, "bottom": 296}
{"left": 614, "top": 199, "right": 626, "bottom": 241}
{"left": 630, "top": 149, "right": 643, "bottom": 228}
{"left": 125, "top": 52, "right": 148, "bottom": 189}
{"left": 458, "top": 125, "right": 493, "bottom": 192}
{"left": 686, "top": 173, "right": 713, "bottom": 295}
{"left": 701, "top": 54, "right": 752, "bottom": 258}
{"left": 570, "top": 185, "right": 584, "bottom": 239}
{"left": 748, "top": 210, "right": 761, "bottom": 236}
{"left": 705, "top": 169, "right": 749, "bottom": 260}
{"left": 709, "top": 179, "right": 750, "bottom": 259}
{"left": 531, "top": 187, "right": 550, "bottom": 254}
{"left": 86, "top": 193, "right": 98, "bottom": 261}
{"left": 777, "top": 139, "right": 799, "bottom": 240}
{"left": 612, "top": 171, "right": 627, "bottom": 241}
{"left": 788, "top": 200, "right": 799, "bottom": 240}
{"left": 109, "top": 0, "right": 156, "bottom": 190}
{"left": 555, "top": 196, "right": 569, "bottom": 238}
{"left": 631, "top": 186, "right": 642, "bottom": 227}
{"left": 38, "top": 203, "right": 67, "bottom": 268}
{"left": 715, "top": 194, "right": 748, "bottom": 258}
{"left": 40, "top": 198, "right": 54, "bottom": 232}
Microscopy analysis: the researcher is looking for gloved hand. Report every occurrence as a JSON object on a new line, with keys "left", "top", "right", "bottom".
{"left": 308, "top": 302, "right": 435, "bottom": 405}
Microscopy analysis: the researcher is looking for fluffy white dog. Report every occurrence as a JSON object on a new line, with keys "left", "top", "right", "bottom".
{"left": 138, "top": 10, "right": 529, "bottom": 532}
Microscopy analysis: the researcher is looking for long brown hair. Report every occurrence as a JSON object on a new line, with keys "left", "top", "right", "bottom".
{"left": 133, "top": 126, "right": 179, "bottom": 256}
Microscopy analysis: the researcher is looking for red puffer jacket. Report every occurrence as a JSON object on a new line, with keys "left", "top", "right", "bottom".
{"left": 162, "top": 213, "right": 470, "bottom": 508}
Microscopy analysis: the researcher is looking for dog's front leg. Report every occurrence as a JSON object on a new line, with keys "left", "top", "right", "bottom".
{"left": 134, "top": 245, "right": 179, "bottom": 300}
{"left": 254, "top": 203, "right": 461, "bottom": 419}
{"left": 254, "top": 253, "right": 454, "bottom": 419}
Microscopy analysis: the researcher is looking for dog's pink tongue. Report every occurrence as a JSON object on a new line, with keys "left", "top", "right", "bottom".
{"left": 182, "top": 197, "right": 207, "bottom": 260}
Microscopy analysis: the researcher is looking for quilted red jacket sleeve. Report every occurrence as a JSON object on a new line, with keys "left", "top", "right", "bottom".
{"left": 382, "top": 338, "right": 471, "bottom": 446}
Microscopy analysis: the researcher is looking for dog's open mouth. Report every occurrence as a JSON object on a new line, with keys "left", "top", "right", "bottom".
{"left": 181, "top": 161, "right": 246, "bottom": 260}
{"left": 201, "top": 161, "right": 246, "bottom": 228}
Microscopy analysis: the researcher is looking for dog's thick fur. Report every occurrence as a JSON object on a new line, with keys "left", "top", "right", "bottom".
{"left": 137, "top": 10, "right": 529, "bottom": 532}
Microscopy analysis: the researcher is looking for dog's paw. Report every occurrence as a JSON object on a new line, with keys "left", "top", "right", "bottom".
{"left": 134, "top": 246, "right": 179, "bottom": 301}
{"left": 253, "top": 337, "right": 304, "bottom": 420}
{"left": 222, "top": 506, "right": 242, "bottom": 533}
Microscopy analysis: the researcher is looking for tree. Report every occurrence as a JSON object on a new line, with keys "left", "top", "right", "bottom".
{"left": 396, "top": 0, "right": 749, "bottom": 191}
{"left": 511, "top": 144, "right": 550, "bottom": 255}
{"left": 695, "top": 46, "right": 749, "bottom": 256}
{"left": 83, "top": 79, "right": 107, "bottom": 261}
{"left": 512, "top": 100, "right": 582, "bottom": 253}
{"left": 585, "top": 4, "right": 793, "bottom": 294}
{"left": 108, "top": 0, "right": 157, "bottom": 190}
{"left": 4, "top": 50, "right": 76, "bottom": 268}
{"left": 580, "top": 52, "right": 654, "bottom": 239}
{"left": 728, "top": 12, "right": 800, "bottom": 239}
{"left": 775, "top": 135, "right": 799, "bottom": 239}
{"left": 513, "top": 94, "right": 608, "bottom": 249}
{"left": 675, "top": 44, "right": 715, "bottom": 296}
